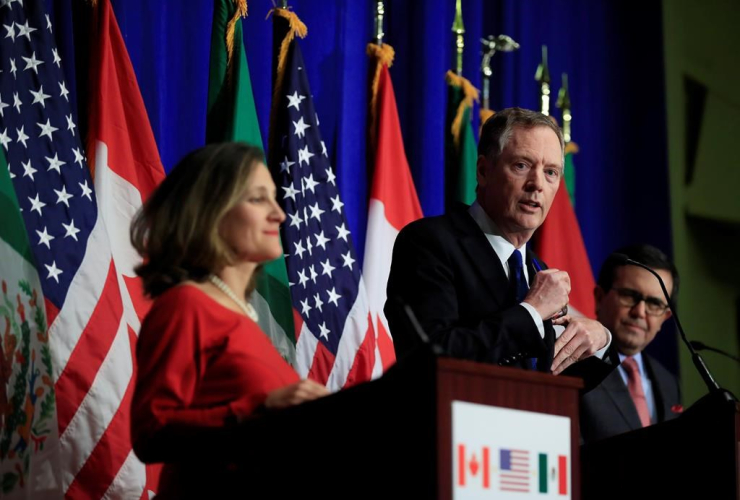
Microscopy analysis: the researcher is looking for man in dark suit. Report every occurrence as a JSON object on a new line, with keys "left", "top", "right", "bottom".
{"left": 385, "top": 107, "right": 615, "bottom": 384}
{"left": 580, "top": 245, "right": 681, "bottom": 443}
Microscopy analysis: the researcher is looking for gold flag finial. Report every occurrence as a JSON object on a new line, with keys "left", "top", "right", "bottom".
{"left": 556, "top": 73, "right": 572, "bottom": 144}
{"left": 452, "top": 0, "right": 465, "bottom": 75}
{"left": 534, "top": 45, "right": 551, "bottom": 116}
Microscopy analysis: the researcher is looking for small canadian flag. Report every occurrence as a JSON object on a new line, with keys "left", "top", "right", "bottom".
{"left": 457, "top": 444, "right": 491, "bottom": 488}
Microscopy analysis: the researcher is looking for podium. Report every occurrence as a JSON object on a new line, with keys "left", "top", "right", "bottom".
{"left": 229, "top": 349, "right": 584, "bottom": 499}
{"left": 581, "top": 391, "right": 740, "bottom": 499}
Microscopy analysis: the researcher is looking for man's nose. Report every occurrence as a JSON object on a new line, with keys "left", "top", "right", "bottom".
{"left": 525, "top": 168, "right": 544, "bottom": 190}
{"left": 629, "top": 299, "right": 647, "bottom": 318}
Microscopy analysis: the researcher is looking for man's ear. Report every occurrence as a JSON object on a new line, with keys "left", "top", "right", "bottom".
{"left": 662, "top": 308, "right": 672, "bottom": 323}
{"left": 594, "top": 286, "right": 605, "bottom": 315}
{"left": 476, "top": 155, "right": 488, "bottom": 187}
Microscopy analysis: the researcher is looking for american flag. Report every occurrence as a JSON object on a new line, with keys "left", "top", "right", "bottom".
{"left": 1, "top": 1, "right": 149, "bottom": 497}
{"left": 499, "top": 448, "right": 531, "bottom": 492}
{"left": 271, "top": 35, "right": 375, "bottom": 391}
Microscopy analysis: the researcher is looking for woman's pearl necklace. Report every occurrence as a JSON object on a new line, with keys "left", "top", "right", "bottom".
{"left": 208, "top": 275, "right": 259, "bottom": 322}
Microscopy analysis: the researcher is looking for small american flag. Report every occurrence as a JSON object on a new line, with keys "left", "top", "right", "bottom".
{"left": 270, "top": 32, "right": 375, "bottom": 391}
{"left": 500, "top": 448, "right": 531, "bottom": 492}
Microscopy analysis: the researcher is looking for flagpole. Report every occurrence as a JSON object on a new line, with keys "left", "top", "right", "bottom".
{"left": 556, "top": 73, "right": 572, "bottom": 144}
{"left": 452, "top": 0, "right": 465, "bottom": 75}
{"left": 480, "top": 34, "right": 519, "bottom": 112}
{"left": 374, "top": 1, "right": 385, "bottom": 46}
{"left": 534, "top": 45, "right": 551, "bottom": 115}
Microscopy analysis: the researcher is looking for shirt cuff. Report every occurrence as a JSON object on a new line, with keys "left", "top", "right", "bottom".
{"left": 519, "top": 302, "right": 545, "bottom": 339}
{"left": 593, "top": 326, "right": 612, "bottom": 359}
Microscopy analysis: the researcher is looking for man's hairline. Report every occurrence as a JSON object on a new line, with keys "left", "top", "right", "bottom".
{"left": 486, "top": 123, "right": 565, "bottom": 169}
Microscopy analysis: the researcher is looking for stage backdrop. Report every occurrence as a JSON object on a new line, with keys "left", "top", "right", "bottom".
{"left": 49, "top": 0, "right": 675, "bottom": 370}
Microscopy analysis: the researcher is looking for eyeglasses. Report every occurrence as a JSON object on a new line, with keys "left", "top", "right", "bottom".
{"left": 613, "top": 287, "right": 669, "bottom": 316}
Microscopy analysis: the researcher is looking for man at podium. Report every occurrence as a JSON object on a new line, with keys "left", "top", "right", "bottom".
{"left": 385, "top": 107, "right": 616, "bottom": 388}
{"left": 580, "top": 245, "right": 682, "bottom": 443}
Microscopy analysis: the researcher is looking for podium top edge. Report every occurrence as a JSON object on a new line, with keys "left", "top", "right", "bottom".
{"left": 436, "top": 356, "right": 585, "bottom": 389}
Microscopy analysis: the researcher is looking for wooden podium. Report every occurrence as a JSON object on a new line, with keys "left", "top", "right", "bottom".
{"left": 581, "top": 390, "right": 740, "bottom": 499}
{"left": 231, "top": 348, "right": 584, "bottom": 499}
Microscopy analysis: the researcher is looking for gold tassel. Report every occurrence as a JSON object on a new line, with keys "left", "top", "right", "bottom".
{"left": 478, "top": 109, "right": 496, "bottom": 137}
{"left": 225, "top": 1, "right": 248, "bottom": 86}
{"left": 268, "top": 7, "right": 308, "bottom": 88}
{"left": 366, "top": 43, "right": 396, "bottom": 150}
{"left": 267, "top": 8, "right": 308, "bottom": 164}
{"left": 445, "top": 70, "right": 480, "bottom": 149}
{"left": 565, "top": 141, "right": 579, "bottom": 155}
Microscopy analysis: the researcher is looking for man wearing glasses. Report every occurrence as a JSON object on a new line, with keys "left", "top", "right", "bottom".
{"left": 580, "top": 244, "right": 682, "bottom": 443}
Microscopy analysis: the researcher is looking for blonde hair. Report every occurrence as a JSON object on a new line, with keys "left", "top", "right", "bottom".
{"left": 131, "top": 142, "right": 265, "bottom": 297}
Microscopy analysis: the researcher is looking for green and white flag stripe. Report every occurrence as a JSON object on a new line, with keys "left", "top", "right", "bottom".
{"left": 0, "top": 152, "right": 61, "bottom": 497}
{"left": 206, "top": 0, "right": 296, "bottom": 363}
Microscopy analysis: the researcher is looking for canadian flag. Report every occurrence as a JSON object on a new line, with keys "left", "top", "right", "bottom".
{"left": 364, "top": 61, "right": 423, "bottom": 376}
{"left": 82, "top": 0, "right": 165, "bottom": 497}
{"left": 457, "top": 444, "right": 491, "bottom": 488}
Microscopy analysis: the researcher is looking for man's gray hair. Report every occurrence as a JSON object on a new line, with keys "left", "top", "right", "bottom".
{"left": 478, "top": 107, "right": 565, "bottom": 166}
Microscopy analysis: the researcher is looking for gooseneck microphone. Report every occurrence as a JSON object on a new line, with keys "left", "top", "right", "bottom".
{"left": 612, "top": 253, "right": 736, "bottom": 401}
{"left": 689, "top": 340, "right": 740, "bottom": 364}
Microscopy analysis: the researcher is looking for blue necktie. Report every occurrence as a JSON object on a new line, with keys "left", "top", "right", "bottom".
{"left": 508, "top": 250, "right": 528, "bottom": 303}
{"left": 508, "top": 250, "right": 538, "bottom": 370}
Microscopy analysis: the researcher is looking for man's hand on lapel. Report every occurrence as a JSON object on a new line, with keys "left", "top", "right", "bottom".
{"left": 550, "top": 317, "right": 610, "bottom": 375}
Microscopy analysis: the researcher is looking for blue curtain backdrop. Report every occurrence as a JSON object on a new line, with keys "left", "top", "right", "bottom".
{"left": 49, "top": 0, "right": 674, "bottom": 370}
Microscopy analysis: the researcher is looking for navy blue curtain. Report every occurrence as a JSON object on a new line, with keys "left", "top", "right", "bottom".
{"left": 51, "top": 0, "right": 674, "bottom": 370}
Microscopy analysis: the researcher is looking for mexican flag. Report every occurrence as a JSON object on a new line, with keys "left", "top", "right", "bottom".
{"left": 0, "top": 153, "right": 61, "bottom": 497}
{"left": 445, "top": 71, "right": 479, "bottom": 207}
{"left": 206, "top": 0, "right": 296, "bottom": 363}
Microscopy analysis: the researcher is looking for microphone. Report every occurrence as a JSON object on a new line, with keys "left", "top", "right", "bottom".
{"left": 390, "top": 297, "right": 443, "bottom": 356}
{"left": 612, "top": 253, "right": 736, "bottom": 401}
{"left": 689, "top": 340, "right": 740, "bottom": 364}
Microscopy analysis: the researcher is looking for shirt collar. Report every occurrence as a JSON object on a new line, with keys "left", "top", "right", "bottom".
{"left": 468, "top": 202, "right": 527, "bottom": 274}
{"left": 619, "top": 351, "right": 646, "bottom": 374}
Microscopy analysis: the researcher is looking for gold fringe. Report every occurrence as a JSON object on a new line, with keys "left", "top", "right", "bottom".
{"left": 479, "top": 108, "right": 495, "bottom": 124}
{"left": 267, "top": 8, "right": 308, "bottom": 164}
{"left": 366, "top": 43, "right": 396, "bottom": 150}
{"left": 225, "top": 1, "right": 248, "bottom": 86}
{"left": 268, "top": 7, "right": 308, "bottom": 86}
{"left": 565, "top": 141, "right": 579, "bottom": 155}
{"left": 445, "top": 70, "right": 479, "bottom": 148}
{"left": 479, "top": 108, "right": 495, "bottom": 138}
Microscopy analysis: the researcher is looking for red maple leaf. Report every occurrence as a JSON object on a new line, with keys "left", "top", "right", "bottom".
{"left": 469, "top": 454, "right": 479, "bottom": 476}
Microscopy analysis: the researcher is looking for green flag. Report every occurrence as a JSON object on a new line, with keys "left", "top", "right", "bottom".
{"left": 445, "top": 71, "right": 478, "bottom": 207}
{"left": 206, "top": 0, "right": 296, "bottom": 364}
{"left": 563, "top": 143, "right": 578, "bottom": 207}
{"left": 0, "top": 153, "right": 59, "bottom": 494}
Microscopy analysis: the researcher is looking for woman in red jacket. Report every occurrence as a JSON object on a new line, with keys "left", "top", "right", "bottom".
{"left": 130, "top": 143, "right": 327, "bottom": 497}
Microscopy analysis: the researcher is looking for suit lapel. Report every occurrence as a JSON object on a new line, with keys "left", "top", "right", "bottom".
{"left": 643, "top": 355, "right": 669, "bottom": 422}
{"left": 602, "top": 369, "right": 644, "bottom": 430}
{"left": 449, "top": 206, "right": 510, "bottom": 308}
{"left": 524, "top": 247, "right": 556, "bottom": 369}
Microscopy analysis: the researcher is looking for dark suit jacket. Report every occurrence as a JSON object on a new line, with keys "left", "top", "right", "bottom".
{"left": 385, "top": 204, "right": 615, "bottom": 388}
{"left": 580, "top": 353, "right": 681, "bottom": 444}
